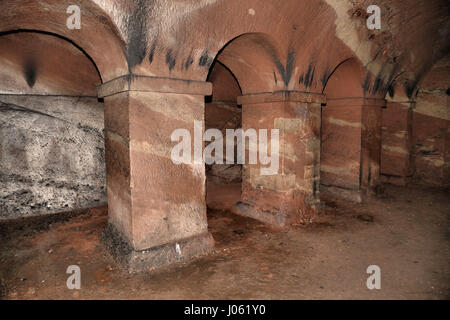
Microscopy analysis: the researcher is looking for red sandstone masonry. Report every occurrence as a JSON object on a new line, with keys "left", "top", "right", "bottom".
{"left": 236, "top": 91, "right": 324, "bottom": 226}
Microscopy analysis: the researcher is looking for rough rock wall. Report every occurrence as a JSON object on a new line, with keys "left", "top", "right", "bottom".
{"left": 0, "top": 96, "right": 106, "bottom": 219}
{"left": 412, "top": 55, "right": 450, "bottom": 186}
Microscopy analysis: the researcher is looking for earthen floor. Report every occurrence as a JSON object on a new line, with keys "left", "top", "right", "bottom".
{"left": 0, "top": 184, "right": 448, "bottom": 299}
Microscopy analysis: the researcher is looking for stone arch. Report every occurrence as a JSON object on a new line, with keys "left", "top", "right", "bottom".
{"left": 206, "top": 61, "right": 242, "bottom": 103}
{"left": 0, "top": 0, "right": 128, "bottom": 82}
{"left": 209, "top": 32, "right": 284, "bottom": 95}
{"left": 323, "top": 58, "right": 368, "bottom": 99}
{"left": 203, "top": 33, "right": 286, "bottom": 215}
{"left": 0, "top": 30, "right": 101, "bottom": 94}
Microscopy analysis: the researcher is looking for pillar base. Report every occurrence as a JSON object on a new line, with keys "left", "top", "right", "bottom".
{"left": 234, "top": 201, "right": 288, "bottom": 227}
{"left": 234, "top": 187, "right": 322, "bottom": 227}
{"left": 380, "top": 174, "right": 411, "bottom": 186}
{"left": 101, "top": 224, "right": 215, "bottom": 273}
{"left": 234, "top": 201, "right": 322, "bottom": 227}
{"left": 320, "top": 185, "right": 362, "bottom": 203}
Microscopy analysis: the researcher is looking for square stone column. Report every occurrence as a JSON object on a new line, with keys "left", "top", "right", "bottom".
{"left": 98, "top": 75, "right": 214, "bottom": 272}
{"left": 321, "top": 97, "right": 385, "bottom": 202}
{"left": 381, "top": 101, "right": 414, "bottom": 185}
{"left": 235, "top": 91, "right": 325, "bottom": 226}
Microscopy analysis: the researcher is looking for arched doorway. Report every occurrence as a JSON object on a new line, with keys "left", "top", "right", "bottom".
{"left": 205, "top": 61, "right": 243, "bottom": 212}
{"left": 204, "top": 32, "right": 323, "bottom": 226}
{"left": 0, "top": 30, "right": 106, "bottom": 219}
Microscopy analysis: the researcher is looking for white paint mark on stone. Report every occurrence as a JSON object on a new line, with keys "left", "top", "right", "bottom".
{"left": 248, "top": 8, "right": 256, "bottom": 16}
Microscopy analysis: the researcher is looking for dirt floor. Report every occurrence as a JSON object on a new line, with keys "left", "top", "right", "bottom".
{"left": 0, "top": 184, "right": 448, "bottom": 300}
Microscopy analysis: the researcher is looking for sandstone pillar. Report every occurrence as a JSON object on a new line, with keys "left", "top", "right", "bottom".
{"left": 235, "top": 91, "right": 325, "bottom": 226}
{"left": 321, "top": 97, "right": 385, "bottom": 202}
{"left": 98, "top": 75, "right": 214, "bottom": 272}
{"left": 381, "top": 100, "right": 414, "bottom": 185}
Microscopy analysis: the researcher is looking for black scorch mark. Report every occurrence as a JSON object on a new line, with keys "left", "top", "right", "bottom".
{"left": 166, "top": 49, "right": 176, "bottom": 71}
{"left": 275, "top": 51, "right": 295, "bottom": 86}
{"left": 24, "top": 59, "right": 37, "bottom": 88}
{"left": 199, "top": 50, "right": 213, "bottom": 68}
